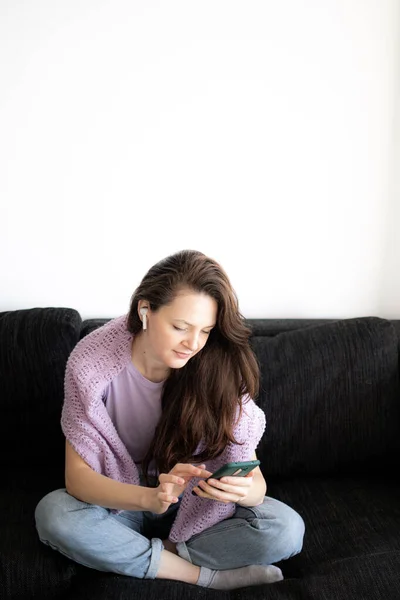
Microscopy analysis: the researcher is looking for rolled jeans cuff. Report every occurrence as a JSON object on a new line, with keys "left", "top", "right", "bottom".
{"left": 144, "top": 537, "right": 164, "bottom": 579}
{"left": 176, "top": 541, "right": 192, "bottom": 564}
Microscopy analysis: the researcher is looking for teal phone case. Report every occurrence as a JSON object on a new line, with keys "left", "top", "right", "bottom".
{"left": 208, "top": 460, "right": 260, "bottom": 480}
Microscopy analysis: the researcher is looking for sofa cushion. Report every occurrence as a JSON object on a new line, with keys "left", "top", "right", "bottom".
{"left": 0, "top": 308, "right": 82, "bottom": 477}
{"left": 80, "top": 318, "right": 110, "bottom": 339}
{"left": 3, "top": 472, "right": 397, "bottom": 600}
{"left": 252, "top": 317, "right": 400, "bottom": 478}
{"left": 269, "top": 475, "right": 400, "bottom": 600}
{"left": 0, "top": 469, "right": 80, "bottom": 600}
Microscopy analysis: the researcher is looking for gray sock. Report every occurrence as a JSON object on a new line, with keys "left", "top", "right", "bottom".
{"left": 197, "top": 564, "right": 284, "bottom": 589}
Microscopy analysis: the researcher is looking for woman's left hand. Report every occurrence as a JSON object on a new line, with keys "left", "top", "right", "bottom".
{"left": 192, "top": 472, "right": 255, "bottom": 505}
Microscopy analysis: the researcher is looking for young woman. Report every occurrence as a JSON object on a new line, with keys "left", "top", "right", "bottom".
{"left": 35, "top": 250, "right": 305, "bottom": 590}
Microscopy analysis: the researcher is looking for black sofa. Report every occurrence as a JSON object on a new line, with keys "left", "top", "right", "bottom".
{"left": 1, "top": 307, "right": 400, "bottom": 600}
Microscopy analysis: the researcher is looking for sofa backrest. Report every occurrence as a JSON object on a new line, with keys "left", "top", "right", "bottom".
{"left": 1, "top": 309, "right": 398, "bottom": 484}
{"left": 251, "top": 316, "right": 400, "bottom": 479}
{"left": 0, "top": 308, "right": 82, "bottom": 479}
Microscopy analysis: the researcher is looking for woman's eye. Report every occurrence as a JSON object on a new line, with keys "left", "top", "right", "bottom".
{"left": 173, "top": 326, "right": 212, "bottom": 334}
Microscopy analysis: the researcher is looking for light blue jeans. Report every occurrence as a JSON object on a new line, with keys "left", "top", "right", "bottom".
{"left": 35, "top": 488, "right": 305, "bottom": 579}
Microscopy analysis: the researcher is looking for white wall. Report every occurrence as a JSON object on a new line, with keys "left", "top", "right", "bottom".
{"left": 1, "top": 0, "right": 399, "bottom": 320}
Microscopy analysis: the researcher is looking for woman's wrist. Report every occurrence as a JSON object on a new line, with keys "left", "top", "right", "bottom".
{"left": 136, "top": 485, "right": 156, "bottom": 512}
{"left": 236, "top": 494, "right": 265, "bottom": 507}
{"left": 236, "top": 478, "right": 266, "bottom": 507}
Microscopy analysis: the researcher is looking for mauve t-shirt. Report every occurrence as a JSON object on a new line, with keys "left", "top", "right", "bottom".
{"left": 103, "top": 360, "right": 165, "bottom": 477}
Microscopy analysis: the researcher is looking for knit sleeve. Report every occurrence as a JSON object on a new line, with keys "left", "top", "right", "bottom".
{"left": 61, "top": 354, "right": 112, "bottom": 475}
{"left": 60, "top": 317, "right": 140, "bottom": 486}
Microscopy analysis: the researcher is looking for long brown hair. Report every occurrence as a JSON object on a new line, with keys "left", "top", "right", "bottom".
{"left": 127, "top": 250, "right": 259, "bottom": 482}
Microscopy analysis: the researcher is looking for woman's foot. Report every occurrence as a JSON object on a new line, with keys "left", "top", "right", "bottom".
{"left": 197, "top": 564, "right": 284, "bottom": 589}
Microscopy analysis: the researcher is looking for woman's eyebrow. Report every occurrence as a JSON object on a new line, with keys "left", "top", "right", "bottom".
{"left": 174, "top": 319, "right": 216, "bottom": 328}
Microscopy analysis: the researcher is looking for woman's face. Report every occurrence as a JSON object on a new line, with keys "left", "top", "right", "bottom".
{"left": 138, "top": 289, "right": 218, "bottom": 370}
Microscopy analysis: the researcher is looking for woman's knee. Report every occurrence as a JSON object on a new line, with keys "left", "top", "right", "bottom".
{"left": 245, "top": 497, "right": 305, "bottom": 561}
{"left": 35, "top": 488, "right": 78, "bottom": 543}
{"left": 276, "top": 504, "right": 305, "bottom": 559}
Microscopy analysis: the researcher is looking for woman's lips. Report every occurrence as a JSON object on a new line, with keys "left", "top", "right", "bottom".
{"left": 174, "top": 350, "right": 191, "bottom": 359}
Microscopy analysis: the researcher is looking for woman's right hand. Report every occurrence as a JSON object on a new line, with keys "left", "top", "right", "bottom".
{"left": 149, "top": 463, "right": 212, "bottom": 514}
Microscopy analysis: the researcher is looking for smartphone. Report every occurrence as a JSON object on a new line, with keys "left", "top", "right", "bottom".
{"left": 207, "top": 460, "right": 260, "bottom": 481}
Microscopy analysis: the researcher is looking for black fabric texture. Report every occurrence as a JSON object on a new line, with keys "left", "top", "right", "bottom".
{"left": 0, "top": 307, "right": 82, "bottom": 478}
{"left": 0, "top": 470, "right": 81, "bottom": 600}
{"left": 80, "top": 318, "right": 110, "bottom": 339}
{"left": 252, "top": 317, "right": 400, "bottom": 479}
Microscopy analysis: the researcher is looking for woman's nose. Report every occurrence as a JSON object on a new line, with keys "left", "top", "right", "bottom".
{"left": 184, "top": 332, "right": 200, "bottom": 351}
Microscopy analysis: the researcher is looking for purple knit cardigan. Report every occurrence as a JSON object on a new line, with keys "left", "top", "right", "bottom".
{"left": 61, "top": 315, "right": 266, "bottom": 543}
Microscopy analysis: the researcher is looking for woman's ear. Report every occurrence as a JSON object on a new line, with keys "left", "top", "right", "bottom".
{"left": 138, "top": 301, "right": 149, "bottom": 330}
{"left": 137, "top": 300, "right": 148, "bottom": 314}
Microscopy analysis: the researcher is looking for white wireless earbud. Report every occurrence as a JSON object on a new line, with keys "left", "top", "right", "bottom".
{"left": 140, "top": 307, "right": 148, "bottom": 330}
